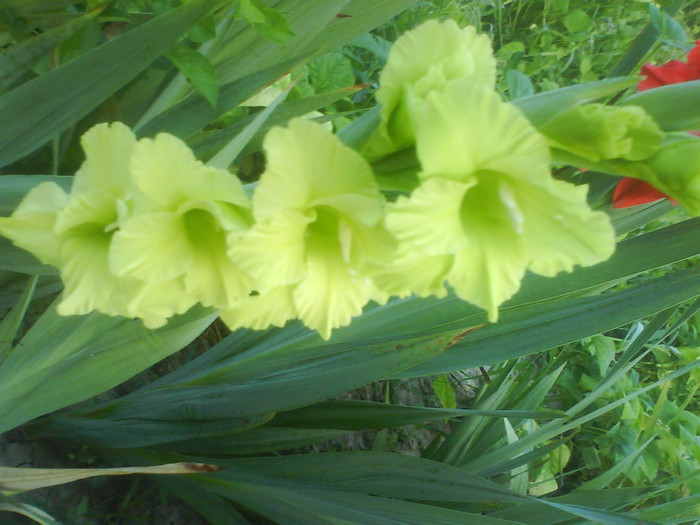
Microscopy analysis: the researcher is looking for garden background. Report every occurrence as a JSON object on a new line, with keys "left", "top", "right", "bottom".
{"left": 0, "top": 0, "right": 698, "bottom": 523}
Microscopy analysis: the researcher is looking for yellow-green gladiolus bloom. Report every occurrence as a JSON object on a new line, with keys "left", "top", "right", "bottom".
{"left": 226, "top": 118, "right": 393, "bottom": 339}
{"left": 109, "top": 132, "right": 253, "bottom": 311}
{"left": 0, "top": 123, "right": 196, "bottom": 327}
{"left": 369, "top": 19, "right": 496, "bottom": 155}
{"left": 381, "top": 80, "right": 616, "bottom": 321}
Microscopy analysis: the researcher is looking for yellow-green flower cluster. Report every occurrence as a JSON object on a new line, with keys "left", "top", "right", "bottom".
{"left": 0, "top": 120, "right": 394, "bottom": 339}
{"left": 0, "top": 123, "right": 253, "bottom": 328}
{"left": 369, "top": 20, "right": 616, "bottom": 321}
{"left": 14, "top": 20, "right": 690, "bottom": 338}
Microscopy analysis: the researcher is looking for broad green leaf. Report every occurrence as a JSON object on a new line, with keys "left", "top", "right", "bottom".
{"left": 212, "top": 0, "right": 346, "bottom": 84}
{"left": 431, "top": 374, "right": 457, "bottom": 409}
{"left": 298, "top": 1, "right": 428, "bottom": 64}
{"left": 0, "top": 10, "right": 99, "bottom": 95}
{"left": 198, "top": 453, "right": 654, "bottom": 525}
{"left": 589, "top": 335, "right": 617, "bottom": 376}
{"left": 0, "top": 237, "right": 57, "bottom": 275}
{"left": 238, "top": 0, "right": 265, "bottom": 24}
{"left": 648, "top": 3, "right": 687, "bottom": 43}
{"left": 401, "top": 266, "right": 699, "bottom": 377}
{"left": 0, "top": 272, "right": 61, "bottom": 310}
{"left": 609, "top": 200, "right": 675, "bottom": 235}
{"left": 307, "top": 51, "right": 355, "bottom": 93}
{"left": 0, "top": 0, "right": 222, "bottom": 167}
{"left": 505, "top": 69, "right": 535, "bottom": 99}
{"left": 246, "top": 0, "right": 295, "bottom": 44}
{"left": 622, "top": 81, "right": 700, "bottom": 132}
{"left": 0, "top": 302, "right": 217, "bottom": 434}
{"left": 166, "top": 45, "right": 219, "bottom": 108}
{"left": 200, "top": 477, "right": 519, "bottom": 525}
{"left": 327, "top": 218, "right": 700, "bottom": 348}
{"left": 62, "top": 329, "right": 459, "bottom": 422}
{"left": 563, "top": 9, "right": 590, "bottom": 32}
{"left": 216, "top": 452, "right": 528, "bottom": 505}
{"left": 632, "top": 492, "right": 700, "bottom": 522}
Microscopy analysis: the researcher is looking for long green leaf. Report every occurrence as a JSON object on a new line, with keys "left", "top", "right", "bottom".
{"left": 401, "top": 266, "right": 699, "bottom": 377}
{"left": 271, "top": 400, "right": 562, "bottom": 430}
{"left": 488, "top": 488, "right": 653, "bottom": 524}
{"left": 0, "top": 10, "right": 100, "bottom": 95}
{"left": 0, "top": 272, "right": 61, "bottom": 310}
{"left": 0, "top": 502, "right": 59, "bottom": 525}
{"left": 216, "top": 452, "right": 528, "bottom": 505}
{"left": 0, "top": 274, "right": 36, "bottom": 363}
{"left": 200, "top": 453, "right": 656, "bottom": 525}
{"left": 0, "top": 302, "right": 217, "bottom": 434}
{"left": 155, "top": 477, "right": 251, "bottom": 525}
{"left": 329, "top": 218, "right": 700, "bottom": 347}
{"left": 30, "top": 413, "right": 273, "bottom": 449}
{"left": 66, "top": 330, "right": 458, "bottom": 421}
{"left": 0, "top": 0, "right": 221, "bottom": 167}
{"left": 153, "top": 427, "right": 348, "bottom": 455}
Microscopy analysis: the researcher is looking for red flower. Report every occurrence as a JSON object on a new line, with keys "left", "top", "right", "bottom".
{"left": 612, "top": 177, "right": 676, "bottom": 208}
{"left": 612, "top": 41, "right": 699, "bottom": 209}
{"left": 637, "top": 41, "right": 700, "bottom": 91}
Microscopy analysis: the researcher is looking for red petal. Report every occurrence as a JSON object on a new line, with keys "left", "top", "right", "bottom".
{"left": 612, "top": 178, "right": 674, "bottom": 208}
{"left": 638, "top": 61, "right": 697, "bottom": 91}
{"left": 687, "top": 41, "right": 700, "bottom": 73}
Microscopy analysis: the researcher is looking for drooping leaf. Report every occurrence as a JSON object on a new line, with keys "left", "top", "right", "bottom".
{"left": 166, "top": 45, "right": 219, "bottom": 107}
{"left": 0, "top": 463, "right": 218, "bottom": 492}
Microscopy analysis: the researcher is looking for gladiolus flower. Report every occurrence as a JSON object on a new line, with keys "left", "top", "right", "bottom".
{"left": 225, "top": 118, "right": 393, "bottom": 339}
{"left": 613, "top": 41, "right": 700, "bottom": 208}
{"left": 367, "top": 19, "right": 496, "bottom": 156}
{"left": 378, "top": 81, "right": 616, "bottom": 321}
{"left": 0, "top": 122, "right": 254, "bottom": 327}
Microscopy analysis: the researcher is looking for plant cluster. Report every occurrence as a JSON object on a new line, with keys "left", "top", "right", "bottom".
{"left": 0, "top": 1, "right": 698, "bottom": 524}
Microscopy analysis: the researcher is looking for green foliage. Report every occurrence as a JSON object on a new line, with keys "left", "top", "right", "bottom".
{"left": 166, "top": 44, "right": 219, "bottom": 107}
{"left": 0, "top": 1, "right": 699, "bottom": 524}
